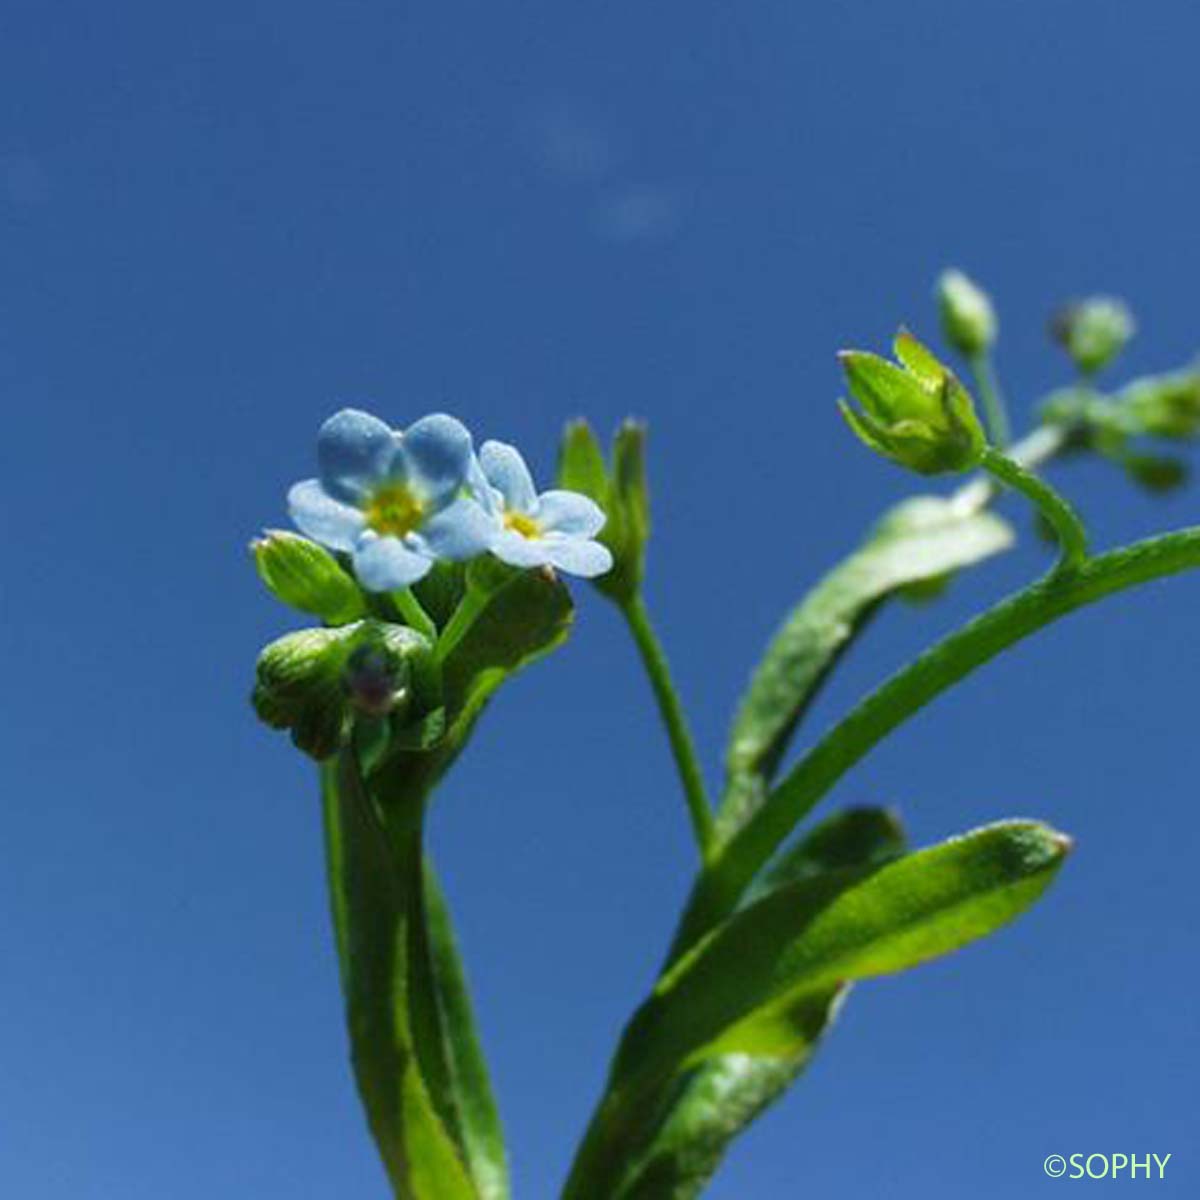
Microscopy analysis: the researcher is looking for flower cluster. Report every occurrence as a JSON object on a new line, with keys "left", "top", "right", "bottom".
{"left": 287, "top": 408, "right": 612, "bottom": 592}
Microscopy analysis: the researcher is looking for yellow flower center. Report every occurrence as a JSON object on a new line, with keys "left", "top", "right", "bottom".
{"left": 364, "top": 483, "right": 425, "bottom": 538}
{"left": 505, "top": 510, "right": 541, "bottom": 539}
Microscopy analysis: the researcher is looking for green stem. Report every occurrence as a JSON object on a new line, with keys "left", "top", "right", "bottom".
{"left": 981, "top": 446, "right": 1089, "bottom": 569}
{"left": 393, "top": 588, "right": 438, "bottom": 641}
{"left": 951, "top": 423, "right": 1069, "bottom": 515}
{"left": 435, "top": 578, "right": 500, "bottom": 664}
{"left": 621, "top": 594, "right": 716, "bottom": 861}
{"left": 969, "top": 352, "right": 1011, "bottom": 448}
{"left": 669, "top": 523, "right": 1200, "bottom": 955}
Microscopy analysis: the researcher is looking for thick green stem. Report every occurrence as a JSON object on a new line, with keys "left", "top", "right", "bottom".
{"left": 669, "top": 524, "right": 1200, "bottom": 955}
{"left": 981, "top": 446, "right": 1089, "bottom": 569}
{"left": 621, "top": 594, "right": 716, "bottom": 860}
{"left": 969, "top": 353, "right": 1011, "bottom": 448}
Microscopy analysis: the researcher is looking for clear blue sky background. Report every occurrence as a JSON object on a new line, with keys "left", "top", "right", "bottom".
{"left": 2, "top": 1, "right": 1197, "bottom": 1196}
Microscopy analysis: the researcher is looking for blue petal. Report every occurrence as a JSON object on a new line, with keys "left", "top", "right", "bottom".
{"left": 490, "top": 528, "right": 553, "bottom": 568}
{"left": 480, "top": 440, "right": 537, "bottom": 513}
{"left": 415, "top": 497, "right": 498, "bottom": 561}
{"left": 535, "top": 489, "right": 606, "bottom": 537}
{"left": 400, "top": 414, "right": 474, "bottom": 504}
{"left": 288, "top": 479, "right": 366, "bottom": 552}
{"left": 352, "top": 532, "right": 432, "bottom": 591}
{"left": 466, "top": 452, "right": 500, "bottom": 516}
{"left": 543, "top": 535, "right": 613, "bottom": 578}
{"left": 317, "top": 409, "right": 400, "bottom": 502}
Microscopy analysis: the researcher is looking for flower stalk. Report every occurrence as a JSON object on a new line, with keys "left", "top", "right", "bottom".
{"left": 620, "top": 593, "right": 716, "bottom": 861}
{"left": 980, "top": 446, "right": 1089, "bottom": 570}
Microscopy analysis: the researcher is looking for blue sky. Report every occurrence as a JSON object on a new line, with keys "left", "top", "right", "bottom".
{"left": 2, "top": 1, "right": 1197, "bottom": 1195}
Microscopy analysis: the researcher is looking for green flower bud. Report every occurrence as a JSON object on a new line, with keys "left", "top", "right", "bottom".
{"left": 251, "top": 530, "right": 366, "bottom": 625}
{"left": 1119, "top": 368, "right": 1200, "bottom": 439}
{"left": 252, "top": 627, "right": 349, "bottom": 759}
{"left": 936, "top": 269, "right": 996, "bottom": 358}
{"left": 557, "top": 418, "right": 650, "bottom": 602}
{"left": 251, "top": 619, "right": 438, "bottom": 761}
{"left": 1051, "top": 297, "right": 1135, "bottom": 375}
{"left": 838, "top": 331, "right": 988, "bottom": 475}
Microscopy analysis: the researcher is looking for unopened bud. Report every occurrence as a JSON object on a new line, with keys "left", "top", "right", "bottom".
{"left": 1051, "top": 297, "right": 1135, "bottom": 375}
{"left": 936, "top": 269, "right": 996, "bottom": 358}
{"left": 1119, "top": 368, "right": 1200, "bottom": 439}
{"left": 557, "top": 418, "right": 650, "bottom": 602}
{"left": 251, "top": 620, "right": 437, "bottom": 761}
{"left": 253, "top": 627, "right": 350, "bottom": 759}
{"left": 252, "top": 530, "right": 366, "bottom": 624}
{"left": 838, "top": 331, "right": 987, "bottom": 475}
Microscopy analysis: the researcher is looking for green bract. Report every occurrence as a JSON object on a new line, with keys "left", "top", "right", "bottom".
{"left": 838, "top": 331, "right": 987, "bottom": 474}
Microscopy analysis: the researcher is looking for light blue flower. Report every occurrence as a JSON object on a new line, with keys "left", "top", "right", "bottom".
{"left": 478, "top": 441, "right": 613, "bottom": 577}
{"left": 288, "top": 409, "right": 495, "bottom": 591}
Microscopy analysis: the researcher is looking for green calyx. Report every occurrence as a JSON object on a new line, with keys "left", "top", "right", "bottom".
{"left": 252, "top": 530, "right": 367, "bottom": 625}
{"left": 838, "top": 331, "right": 987, "bottom": 475}
{"left": 936, "top": 268, "right": 996, "bottom": 357}
{"left": 558, "top": 418, "right": 650, "bottom": 602}
{"left": 252, "top": 619, "right": 439, "bottom": 760}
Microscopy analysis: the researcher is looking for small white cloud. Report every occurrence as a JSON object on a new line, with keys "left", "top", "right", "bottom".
{"left": 517, "top": 100, "right": 689, "bottom": 244}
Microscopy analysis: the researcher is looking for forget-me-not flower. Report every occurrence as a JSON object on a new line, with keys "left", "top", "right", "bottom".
{"left": 288, "top": 409, "right": 495, "bottom": 591}
{"left": 477, "top": 440, "right": 612, "bottom": 577}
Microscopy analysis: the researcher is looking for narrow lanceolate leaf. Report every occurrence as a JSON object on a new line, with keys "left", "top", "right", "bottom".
{"left": 610, "top": 821, "right": 1070, "bottom": 1101}
{"left": 614, "top": 992, "right": 845, "bottom": 1200}
{"left": 321, "top": 754, "right": 482, "bottom": 1200}
{"left": 720, "top": 496, "right": 1013, "bottom": 835}
{"left": 746, "top": 805, "right": 907, "bottom": 902}
{"left": 611, "top": 809, "right": 906, "bottom": 1200}
{"left": 423, "top": 868, "right": 510, "bottom": 1200}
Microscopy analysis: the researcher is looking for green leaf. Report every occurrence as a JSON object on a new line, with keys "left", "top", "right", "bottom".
{"left": 747, "top": 805, "right": 907, "bottom": 901}
{"left": 413, "top": 562, "right": 468, "bottom": 630}
{"left": 358, "top": 564, "right": 573, "bottom": 837}
{"left": 615, "top": 991, "right": 844, "bottom": 1200}
{"left": 609, "top": 808, "right": 906, "bottom": 1200}
{"left": 612, "top": 820, "right": 1069, "bottom": 1098}
{"left": 422, "top": 868, "right": 510, "bottom": 1200}
{"left": 321, "top": 753, "right": 482, "bottom": 1199}
{"left": 440, "top": 562, "right": 574, "bottom": 735}
{"left": 720, "top": 497, "right": 1013, "bottom": 834}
